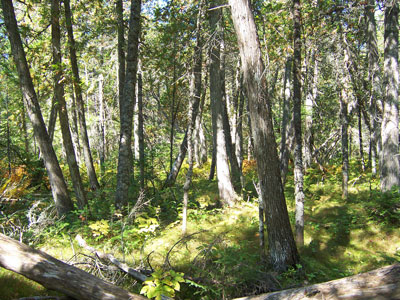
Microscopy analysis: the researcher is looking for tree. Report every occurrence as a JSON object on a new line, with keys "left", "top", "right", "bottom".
{"left": 183, "top": 1, "right": 204, "bottom": 234}
{"left": 380, "top": 0, "right": 399, "bottom": 192}
{"left": 52, "top": 0, "right": 87, "bottom": 209}
{"left": 292, "top": 0, "right": 305, "bottom": 247}
{"left": 1, "top": 0, "right": 73, "bottom": 216}
{"left": 228, "top": 0, "right": 299, "bottom": 270}
{"left": 366, "top": 0, "right": 381, "bottom": 177}
{"left": 115, "top": 0, "right": 142, "bottom": 208}
{"left": 64, "top": 0, "right": 100, "bottom": 191}
{"left": 209, "top": 0, "right": 238, "bottom": 206}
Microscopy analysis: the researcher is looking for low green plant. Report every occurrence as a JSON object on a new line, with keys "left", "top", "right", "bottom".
{"left": 89, "top": 219, "right": 110, "bottom": 241}
{"left": 140, "top": 269, "right": 184, "bottom": 300}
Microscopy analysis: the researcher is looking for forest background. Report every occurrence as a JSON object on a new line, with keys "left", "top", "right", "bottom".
{"left": 0, "top": 0, "right": 399, "bottom": 299}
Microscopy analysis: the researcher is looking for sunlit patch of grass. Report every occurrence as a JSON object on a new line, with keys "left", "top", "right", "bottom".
{"left": 0, "top": 268, "right": 60, "bottom": 300}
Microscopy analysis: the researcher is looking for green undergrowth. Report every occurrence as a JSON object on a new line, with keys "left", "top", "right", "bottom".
{"left": 0, "top": 159, "right": 399, "bottom": 299}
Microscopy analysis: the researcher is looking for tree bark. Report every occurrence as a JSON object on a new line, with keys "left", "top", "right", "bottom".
{"left": 209, "top": 0, "right": 238, "bottom": 206}
{"left": 280, "top": 56, "right": 292, "bottom": 186}
{"left": 2, "top": 0, "right": 73, "bottom": 216}
{"left": 64, "top": 0, "right": 100, "bottom": 192}
{"left": 229, "top": 0, "right": 299, "bottom": 270}
{"left": 292, "top": 0, "right": 305, "bottom": 247}
{"left": 52, "top": 0, "right": 87, "bottom": 209}
{"left": 116, "top": 0, "right": 125, "bottom": 110}
{"left": 233, "top": 264, "right": 400, "bottom": 300}
{"left": 303, "top": 51, "right": 317, "bottom": 169}
{"left": 381, "top": 0, "right": 399, "bottom": 192}
{"left": 340, "top": 88, "right": 349, "bottom": 200}
{"left": 366, "top": 0, "right": 381, "bottom": 177}
{"left": 0, "top": 233, "right": 147, "bottom": 300}
{"left": 115, "top": 0, "right": 142, "bottom": 208}
{"left": 98, "top": 72, "right": 106, "bottom": 182}
{"left": 138, "top": 70, "right": 145, "bottom": 190}
{"left": 183, "top": 3, "right": 203, "bottom": 234}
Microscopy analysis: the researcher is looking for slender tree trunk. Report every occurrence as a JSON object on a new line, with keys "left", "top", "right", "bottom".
{"left": 2, "top": 0, "right": 73, "bottom": 216}
{"left": 304, "top": 51, "right": 317, "bottom": 169}
{"left": 229, "top": 0, "right": 299, "bottom": 270}
{"left": 6, "top": 93, "right": 11, "bottom": 175}
{"left": 194, "top": 84, "right": 207, "bottom": 166}
{"left": 64, "top": 0, "right": 100, "bottom": 191}
{"left": 292, "top": 0, "right": 305, "bottom": 247}
{"left": 340, "top": 88, "right": 349, "bottom": 199}
{"left": 115, "top": 0, "right": 142, "bottom": 208}
{"left": 52, "top": 0, "right": 87, "bottom": 209}
{"left": 116, "top": 0, "right": 125, "bottom": 109}
{"left": 183, "top": 2, "right": 203, "bottom": 234}
{"left": 70, "top": 93, "right": 81, "bottom": 164}
{"left": 98, "top": 73, "right": 106, "bottom": 181}
{"left": 358, "top": 103, "right": 365, "bottom": 171}
{"left": 220, "top": 28, "right": 242, "bottom": 191}
{"left": 280, "top": 56, "right": 292, "bottom": 186}
{"left": 209, "top": 0, "right": 238, "bottom": 206}
{"left": 134, "top": 91, "right": 140, "bottom": 160}
{"left": 169, "top": 59, "right": 177, "bottom": 171}
{"left": 21, "top": 98, "right": 30, "bottom": 158}
{"left": 381, "top": 0, "right": 399, "bottom": 192}
{"left": 366, "top": 0, "right": 381, "bottom": 177}
{"left": 47, "top": 96, "right": 58, "bottom": 143}
{"left": 138, "top": 70, "right": 145, "bottom": 190}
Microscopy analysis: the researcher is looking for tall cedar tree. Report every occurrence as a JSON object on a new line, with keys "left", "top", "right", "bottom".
{"left": 1, "top": 0, "right": 73, "bottom": 216}
{"left": 115, "top": 0, "right": 141, "bottom": 208}
{"left": 209, "top": 0, "right": 238, "bottom": 206}
{"left": 381, "top": 0, "right": 399, "bottom": 192}
{"left": 228, "top": 0, "right": 299, "bottom": 270}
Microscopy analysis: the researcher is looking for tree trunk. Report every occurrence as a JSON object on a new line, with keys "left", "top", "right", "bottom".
{"left": 358, "top": 103, "right": 365, "bottom": 171}
{"left": 209, "top": 0, "right": 238, "bottom": 206}
{"left": 229, "top": 0, "right": 299, "bottom": 270}
{"left": 280, "top": 56, "right": 292, "bottom": 186}
{"left": 138, "top": 70, "right": 145, "bottom": 190}
{"left": 52, "top": 0, "right": 87, "bottom": 209}
{"left": 183, "top": 2, "right": 203, "bottom": 234}
{"left": 70, "top": 93, "right": 82, "bottom": 165}
{"left": 292, "top": 0, "right": 305, "bottom": 247}
{"left": 0, "top": 233, "right": 147, "bottom": 300}
{"left": 98, "top": 72, "right": 106, "bottom": 182}
{"left": 381, "top": 0, "right": 399, "bottom": 192}
{"left": 116, "top": 0, "right": 125, "bottom": 110}
{"left": 47, "top": 96, "right": 58, "bottom": 143}
{"left": 164, "top": 131, "right": 188, "bottom": 186}
{"left": 220, "top": 29, "right": 242, "bottom": 191}
{"left": 366, "top": 0, "right": 381, "bottom": 177}
{"left": 2, "top": 0, "right": 73, "bottom": 216}
{"left": 64, "top": 0, "right": 100, "bottom": 192}
{"left": 340, "top": 87, "right": 349, "bottom": 200}
{"left": 194, "top": 83, "right": 207, "bottom": 166}
{"left": 233, "top": 264, "right": 400, "bottom": 300}
{"left": 115, "top": 0, "right": 142, "bottom": 208}
{"left": 304, "top": 51, "right": 317, "bottom": 169}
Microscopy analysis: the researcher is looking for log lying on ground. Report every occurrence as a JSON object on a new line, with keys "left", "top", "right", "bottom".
{"left": 234, "top": 264, "right": 400, "bottom": 300}
{"left": 75, "top": 234, "right": 173, "bottom": 300}
{"left": 0, "top": 233, "right": 147, "bottom": 300}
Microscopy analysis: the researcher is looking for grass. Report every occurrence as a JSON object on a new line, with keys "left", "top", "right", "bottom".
{"left": 0, "top": 159, "right": 399, "bottom": 299}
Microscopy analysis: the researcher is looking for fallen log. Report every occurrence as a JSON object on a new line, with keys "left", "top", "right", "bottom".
{"left": 0, "top": 233, "right": 147, "bottom": 300}
{"left": 234, "top": 264, "right": 400, "bottom": 300}
{"left": 75, "top": 234, "right": 173, "bottom": 300}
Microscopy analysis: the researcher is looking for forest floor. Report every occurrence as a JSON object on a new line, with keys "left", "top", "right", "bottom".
{"left": 0, "top": 159, "right": 399, "bottom": 299}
